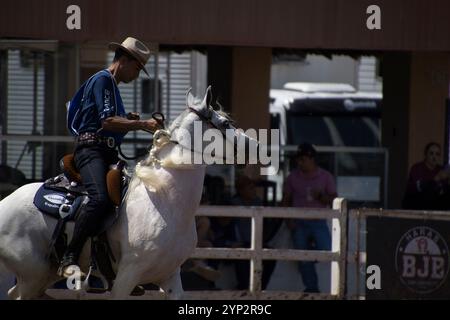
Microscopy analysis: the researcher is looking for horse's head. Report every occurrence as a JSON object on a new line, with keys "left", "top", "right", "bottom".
{"left": 168, "top": 86, "right": 258, "bottom": 165}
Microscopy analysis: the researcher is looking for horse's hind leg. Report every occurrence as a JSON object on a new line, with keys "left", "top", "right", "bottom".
{"left": 8, "top": 278, "right": 46, "bottom": 300}
{"left": 7, "top": 261, "right": 55, "bottom": 300}
{"left": 7, "top": 284, "right": 19, "bottom": 300}
{"left": 11, "top": 269, "right": 58, "bottom": 300}
{"left": 0, "top": 258, "right": 47, "bottom": 300}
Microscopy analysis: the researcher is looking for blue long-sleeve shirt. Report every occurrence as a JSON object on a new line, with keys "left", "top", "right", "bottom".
{"left": 73, "top": 69, "right": 127, "bottom": 144}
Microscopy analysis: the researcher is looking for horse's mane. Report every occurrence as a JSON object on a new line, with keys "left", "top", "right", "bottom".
{"left": 213, "top": 100, "right": 233, "bottom": 122}
{"left": 129, "top": 162, "right": 170, "bottom": 193}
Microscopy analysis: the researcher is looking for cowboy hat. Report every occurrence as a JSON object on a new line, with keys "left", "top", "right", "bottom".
{"left": 108, "top": 37, "right": 152, "bottom": 76}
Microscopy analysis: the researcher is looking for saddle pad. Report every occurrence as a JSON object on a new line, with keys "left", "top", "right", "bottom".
{"left": 33, "top": 184, "right": 86, "bottom": 220}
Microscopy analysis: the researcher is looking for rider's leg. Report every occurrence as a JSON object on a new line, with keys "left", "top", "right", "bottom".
{"left": 58, "top": 146, "right": 112, "bottom": 277}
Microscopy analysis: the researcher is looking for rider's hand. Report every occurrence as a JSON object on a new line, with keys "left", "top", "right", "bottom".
{"left": 141, "top": 118, "right": 161, "bottom": 133}
{"left": 127, "top": 112, "right": 140, "bottom": 120}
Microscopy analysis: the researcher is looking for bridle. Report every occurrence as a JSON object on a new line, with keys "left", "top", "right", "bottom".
{"left": 187, "top": 107, "right": 222, "bottom": 131}
{"left": 145, "top": 107, "right": 238, "bottom": 165}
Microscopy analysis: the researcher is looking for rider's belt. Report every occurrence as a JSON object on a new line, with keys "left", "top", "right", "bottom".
{"left": 76, "top": 132, "right": 116, "bottom": 149}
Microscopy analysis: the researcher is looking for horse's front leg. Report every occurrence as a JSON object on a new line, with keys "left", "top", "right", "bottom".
{"left": 159, "top": 267, "right": 184, "bottom": 300}
{"left": 109, "top": 262, "right": 141, "bottom": 300}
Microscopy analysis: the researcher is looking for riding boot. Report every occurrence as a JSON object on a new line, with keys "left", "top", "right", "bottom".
{"left": 57, "top": 209, "right": 92, "bottom": 278}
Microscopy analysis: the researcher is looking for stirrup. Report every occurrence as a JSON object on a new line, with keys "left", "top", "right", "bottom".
{"left": 83, "top": 265, "right": 110, "bottom": 294}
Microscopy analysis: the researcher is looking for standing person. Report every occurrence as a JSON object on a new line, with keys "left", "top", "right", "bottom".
{"left": 58, "top": 37, "right": 161, "bottom": 278}
{"left": 282, "top": 143, "right": 337, "bottom": 293}
{"left": 403, "top": 142, "right": 450, "bottom": 210}
{"left": 231, "top": 175, "right": 276, "bottom": 290}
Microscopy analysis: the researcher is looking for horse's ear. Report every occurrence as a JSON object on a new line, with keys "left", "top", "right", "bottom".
{"left": 186, "top": 88, "right": 194, "bottom": 106}
{"left": 213, "top": 98, "right": 222, "bottom": 111}
{"left": 202, "top": 86, "right": 212, "bottom": 108}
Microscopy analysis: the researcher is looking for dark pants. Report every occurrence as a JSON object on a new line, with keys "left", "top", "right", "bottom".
{"left": 65, "top": 145, "right": 118, "bottom": 259}
{"left": 292, "top": 220, "right": 331, "bottom": 292}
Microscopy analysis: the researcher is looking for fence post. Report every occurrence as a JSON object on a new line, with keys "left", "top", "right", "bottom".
{"left": 331, "top": 198, "right": 348, "bottom": 298}
{"left": 250, "top": 207, "right": 263, "bottom": 297}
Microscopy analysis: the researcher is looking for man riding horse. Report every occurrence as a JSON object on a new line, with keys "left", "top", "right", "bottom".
{"left": 58, "top": 37, "right": 160, "bottom": 278}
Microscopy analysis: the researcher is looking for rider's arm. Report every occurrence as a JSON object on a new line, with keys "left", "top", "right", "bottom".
{"left": 92, "top": 75, "right": 159, "bottom": 133}
{"left": 102, "top": 116, "right": 159, "bottom": 133}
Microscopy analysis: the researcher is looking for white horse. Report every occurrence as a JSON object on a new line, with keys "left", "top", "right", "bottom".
{"left": 0, "top": 87, "right": 256, "bottom": 299}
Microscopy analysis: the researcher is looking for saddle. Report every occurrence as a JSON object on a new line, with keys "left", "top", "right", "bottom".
{"left": 60, "top": 154, "right": 125, "bottom": 207}
{"left": 33, "top": 154, "right": 129, "bottom": 293}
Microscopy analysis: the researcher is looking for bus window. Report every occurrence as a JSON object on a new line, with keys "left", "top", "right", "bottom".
{"left": 286, "top": 114, "right": 333, "bottom": 146}
{"left": 285, "top": 114, "right": 380, "bottom": 147}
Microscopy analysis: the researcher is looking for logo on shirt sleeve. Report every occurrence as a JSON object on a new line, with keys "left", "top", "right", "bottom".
{"left": 103, "top": 89, "right": 114, "bottom": 114}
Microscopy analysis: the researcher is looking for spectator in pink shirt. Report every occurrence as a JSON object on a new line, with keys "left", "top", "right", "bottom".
{"left": 282, "top": 143, "right": 337, "bottom": 293}
{"left": 402, "top": 142, "right": 450, "bottom": 210}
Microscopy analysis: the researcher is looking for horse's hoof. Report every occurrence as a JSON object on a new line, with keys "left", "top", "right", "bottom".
{"left": 86, "top": 287, "right": 108, "bottom": 294}
{"left": 191, "top": 264, "right": 222, "bottom": 282}
{"left": 130, "top": 285, "right": 146, "bottom": 296}
{"left": 85, "top": 276, "right": 109, "bottom": 294}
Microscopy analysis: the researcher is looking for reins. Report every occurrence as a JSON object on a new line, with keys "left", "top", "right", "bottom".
{"left": 118, "top": 112, "right": 167, "bottom": 161}
{"left": 124, "top": 108, "right": 237, "bottom": 164}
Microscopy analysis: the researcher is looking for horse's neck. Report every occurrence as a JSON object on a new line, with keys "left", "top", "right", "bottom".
{"left": 159, "top": 143, "right": 206, "bottom": 199}
{"left": 133, "top": 142, "right": 206, "bottom": 217}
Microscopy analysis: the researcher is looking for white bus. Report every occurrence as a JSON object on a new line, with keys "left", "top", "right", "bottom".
{"left": 269, "top": 82, "right": 385, "bottom": 207}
